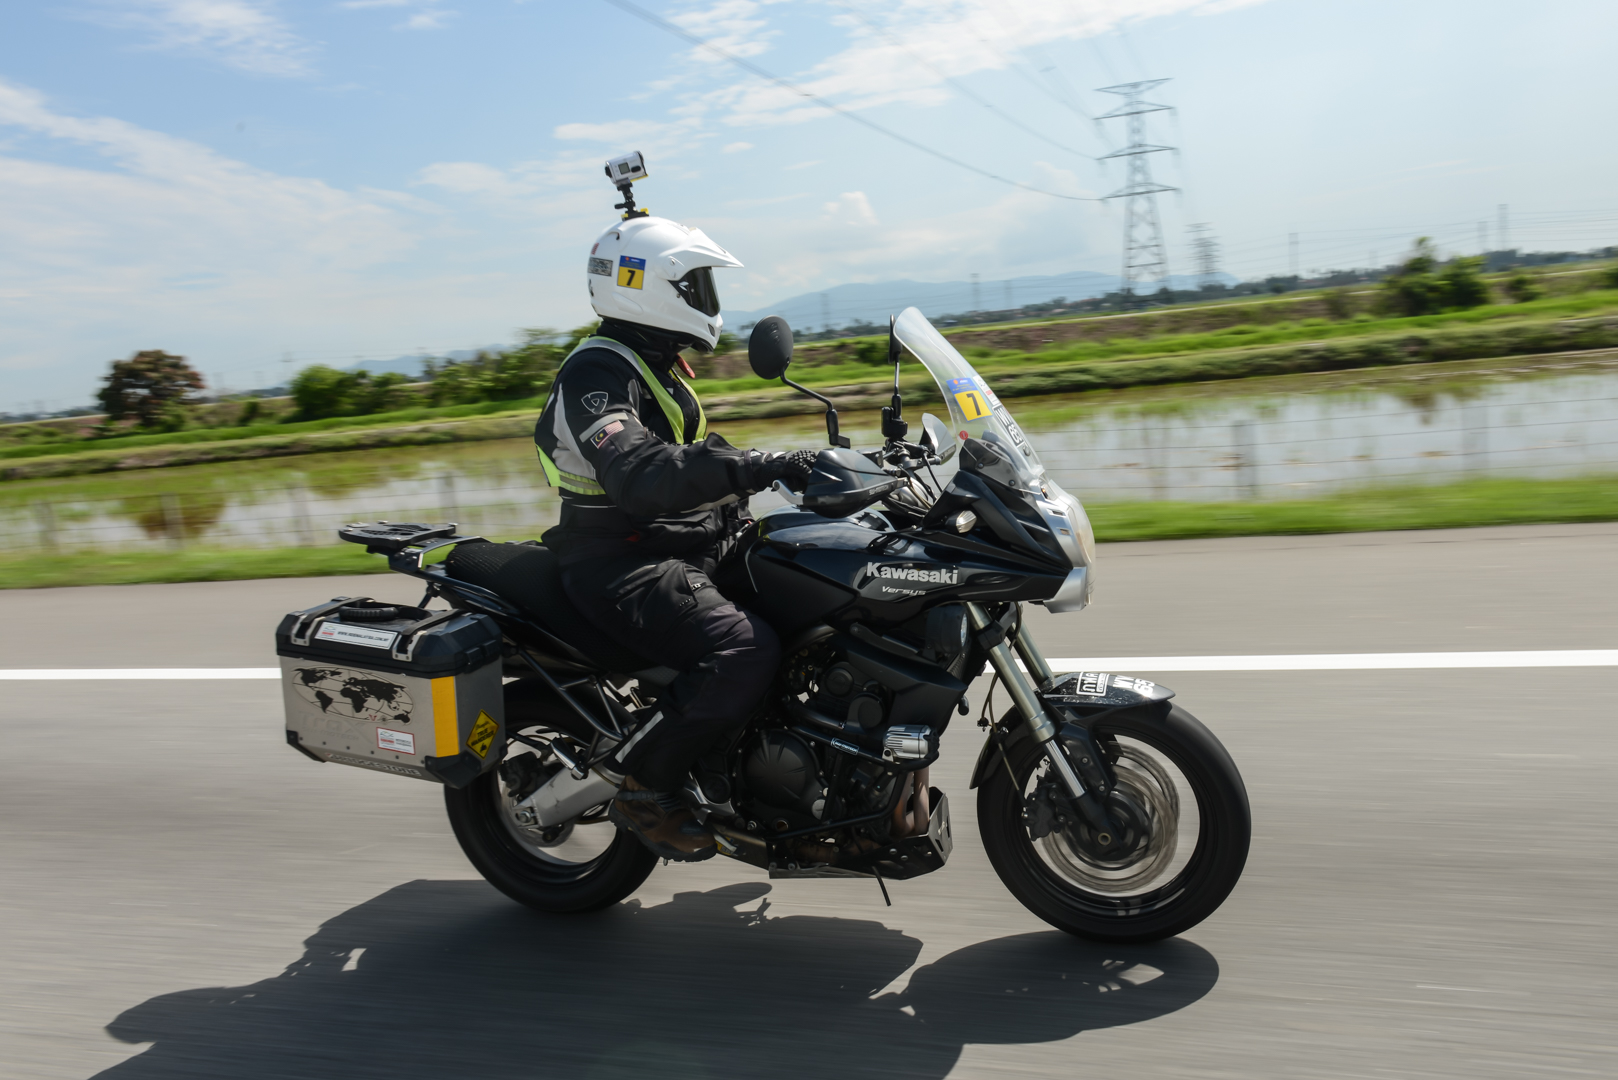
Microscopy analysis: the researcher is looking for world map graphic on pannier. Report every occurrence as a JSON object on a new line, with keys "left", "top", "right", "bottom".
{"left": 291, "top": 667, "right": 415, "bottom": 724}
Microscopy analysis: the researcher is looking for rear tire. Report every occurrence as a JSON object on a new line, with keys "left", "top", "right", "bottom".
{"left": 978, "top": 704, "right": 1250, "bottom": 943}
{"left": 444, "top": 763, "right": 657, "bottom": 914}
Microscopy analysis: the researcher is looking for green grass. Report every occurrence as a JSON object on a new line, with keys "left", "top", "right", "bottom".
{"left": 728, "top": 291, "right": 1618, "bottom": 394}
{"left": 3, "top": 475, "right": 1612, "bottom": 588}
{"left": 0, "top": 545, "right": 389, "bottom": 589}
{"left": 0, "top": 395, "right": 550, "bottom": 463}
{"left": 1088, "top": 475, "right": 1618, "bottom": 541}
{"left": 773, "top": 289, "right": 1618, "bottom": 372}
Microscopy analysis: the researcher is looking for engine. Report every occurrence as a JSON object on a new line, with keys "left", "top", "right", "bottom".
{"left": 743, "top": 731, "right": 827, "bottom": 820}
{"left": 736, "top": 629, "right": 962, "bottom": 832}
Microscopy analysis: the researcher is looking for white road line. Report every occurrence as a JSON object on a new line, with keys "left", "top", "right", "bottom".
{"left": 0, "top": 651, "right": 1615, "bottom": 679}
{"left": 1041, "top": 651, "right": 1618, "bottom": 672}
{"left": 0, "top": 668, "right": 280, "bottom": 680}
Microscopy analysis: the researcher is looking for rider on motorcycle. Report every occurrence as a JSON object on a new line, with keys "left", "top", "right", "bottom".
{"left": 535, "top": 212, "right": 816, "bottom": 862}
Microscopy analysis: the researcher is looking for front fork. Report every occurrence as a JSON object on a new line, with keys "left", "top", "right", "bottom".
{"left": 966, "top": 603, "right": 1119, "bottom": 839}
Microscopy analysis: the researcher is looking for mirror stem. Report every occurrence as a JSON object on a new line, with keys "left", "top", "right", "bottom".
{"left": 881, "top": 315, "right": 908, "bottom": 443}
{"left": 781, "top": 376, "right": 852, "bottom": 448}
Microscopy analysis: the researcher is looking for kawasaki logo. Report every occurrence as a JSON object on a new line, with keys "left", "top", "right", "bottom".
{"left": 863, "top": 562, "right": 959, "bottom": 586}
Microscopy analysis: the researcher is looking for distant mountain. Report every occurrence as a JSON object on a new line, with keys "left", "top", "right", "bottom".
{"left": 349, "top": 269, "right": 1242, "bottom": 380}
{"left": 725, "top": 270, "right": 1233, "bottom": 332}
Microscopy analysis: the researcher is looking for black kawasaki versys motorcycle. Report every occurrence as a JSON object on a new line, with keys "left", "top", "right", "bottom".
{"left": 318, "top": 308, "right": 1250, "bottom": 943}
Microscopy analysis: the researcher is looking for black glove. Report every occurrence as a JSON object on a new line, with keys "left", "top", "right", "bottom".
{"left": 749, "top": 448, "right": 818, "bottom": 492}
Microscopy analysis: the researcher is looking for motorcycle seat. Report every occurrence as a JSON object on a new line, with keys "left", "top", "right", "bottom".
{"left": 442, "top": 541, "right": 655, "bottom": 673}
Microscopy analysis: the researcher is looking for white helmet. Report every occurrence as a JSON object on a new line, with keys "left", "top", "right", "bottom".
{"left": 586, "top": 215, "right": 743, "bottom": 351}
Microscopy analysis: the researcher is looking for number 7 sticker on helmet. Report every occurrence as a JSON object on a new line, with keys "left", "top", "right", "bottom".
{"left": 618, "top": 255, "right": 646, "bottom": 289}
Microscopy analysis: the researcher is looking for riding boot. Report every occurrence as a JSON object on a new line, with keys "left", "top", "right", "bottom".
{"left": 608, "top": 776, "right": 717, "bottom": 862}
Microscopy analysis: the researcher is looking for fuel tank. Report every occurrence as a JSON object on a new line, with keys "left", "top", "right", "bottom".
{"left": 741, "top": 507, "right": 1066, "bottom": 634}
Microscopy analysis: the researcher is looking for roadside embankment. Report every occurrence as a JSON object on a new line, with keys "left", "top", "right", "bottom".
{"left": 0, "top": 415, "right": 536, "bottom": 481}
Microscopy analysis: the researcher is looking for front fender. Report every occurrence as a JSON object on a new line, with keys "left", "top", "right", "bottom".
{"left": 966, "top": 671, "right": 1176, "bottom": 789}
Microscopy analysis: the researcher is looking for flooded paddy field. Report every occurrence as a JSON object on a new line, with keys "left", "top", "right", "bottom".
{"left": 3, "top": 350, "right": 1615, "bottom": 554}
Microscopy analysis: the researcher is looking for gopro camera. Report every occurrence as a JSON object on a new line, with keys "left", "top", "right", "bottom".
{"left": 605, "top": 151, "right": 647, "bottom": 185}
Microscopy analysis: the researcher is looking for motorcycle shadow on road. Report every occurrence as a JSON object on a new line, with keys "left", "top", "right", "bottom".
{"left": 94, "top": 879, "right": 1218, "bottom": 1080}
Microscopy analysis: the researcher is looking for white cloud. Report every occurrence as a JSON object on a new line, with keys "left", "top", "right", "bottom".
{"left": 695, "top": 162, "right": 1108, "bottom": 307}
{"left": 401, "top": 10, "right": 453, "bottom": 30}
{"left": 822, "top": 191, "right": 878, "bottom": 227}
{"left": 669, "top": 0, "right": 777, "bottom": 62}
{"left": 339, "top": 0, "right": 456, "bottom": 32}
{"left": 86, "top": 0, "right": 315, "bottom": 77}
{"left": 0, "top": 78, "right": 479, "bottom": 402}
{"left": 665, "top": 0, "right": 1272, "bottom": 129}
{"left": 722, "top": 141, "right": 753, "bottom": 153}
{"left": 553, "top": 119, "right": 668, "bottom": 143}
{"left": 415, "top": 161, "right": 526, "bottom": 198}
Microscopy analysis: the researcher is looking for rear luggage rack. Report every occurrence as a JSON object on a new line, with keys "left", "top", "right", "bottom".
{"left": 338, "top": 521, "right": 460, "bottom": 554}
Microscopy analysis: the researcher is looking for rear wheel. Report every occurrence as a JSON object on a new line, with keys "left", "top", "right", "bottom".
{"left": 978, "top": 704, "right": 1249, "bottom": 943}
{"left": 444, "top": 743, "right": 656, "bottom": 913}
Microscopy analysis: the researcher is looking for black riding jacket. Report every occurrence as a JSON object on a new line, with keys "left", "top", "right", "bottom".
{"left": 534, "top": 319, "right": 763, "bottom": 565}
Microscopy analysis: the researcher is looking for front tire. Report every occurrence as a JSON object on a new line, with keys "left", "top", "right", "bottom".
{"left": 444, "top": 754, "right": 656, "bottom": 914}
{"left": 978, "top": 704, "right": 1250, "bottom": 943}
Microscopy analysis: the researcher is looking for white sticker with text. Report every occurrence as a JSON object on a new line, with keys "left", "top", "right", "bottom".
{"left": 315, "top": 623, "right": 399, "bottom": 651}
{"left": 376, "top": 728, "right": 416, "bottom": 755}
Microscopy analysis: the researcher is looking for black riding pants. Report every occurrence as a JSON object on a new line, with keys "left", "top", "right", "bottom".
{"left": 561, "top": 554, "right": 780, "bottom": 791}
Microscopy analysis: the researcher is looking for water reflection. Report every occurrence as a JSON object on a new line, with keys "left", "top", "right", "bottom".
{"left": 3, "top": 358, "right": 1617, "bottom": 551}
{"left": 1023, "top": 362, "right": 1618, "bottom": 501}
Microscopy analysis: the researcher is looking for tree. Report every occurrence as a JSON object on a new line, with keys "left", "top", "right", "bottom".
{"left": 1379, "top": 238, "right": 1489, "bottom": 316}
{"left": 424, "top": 325, "right": 593, "bottom": 406}
{"left": 1505, "top": 272, "right": 1543, "bottom": 304}
{"left": 290, "top": 365, "right": 409, "bottom": 420}
{"left": 1438, "top": 256, "right": 1490, "bottom": 308}
{"left": 97, "top": 350, "right": 205, "bottom": 431}
{"left": 1323, "top": 288, "right": 1352, "bottom": 320}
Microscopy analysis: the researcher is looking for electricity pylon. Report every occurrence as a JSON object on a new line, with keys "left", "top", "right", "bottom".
{"left": 1098, "top": 80, "right": 1177, "bottom": 305}
{"left": 1188, "top": 223, "right": 1220, "bottom": 290}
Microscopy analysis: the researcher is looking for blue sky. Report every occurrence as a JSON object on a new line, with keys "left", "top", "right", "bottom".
{"left": 3, "top": 0, "right": 1616, "bottom": 410}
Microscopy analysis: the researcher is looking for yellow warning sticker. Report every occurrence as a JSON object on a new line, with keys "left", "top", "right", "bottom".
{"left": 466, "top": 710, "right": 499, "bottom": 758}
{"left": 952, "top": 390, "right": 990, "bottom": 420}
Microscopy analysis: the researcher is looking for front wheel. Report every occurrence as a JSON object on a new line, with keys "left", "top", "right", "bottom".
{"left": 978, "top": 704, "right": 1250, "bottom": 943}
{"left": 444, "top": 747, "right": 656, "bottom": 914}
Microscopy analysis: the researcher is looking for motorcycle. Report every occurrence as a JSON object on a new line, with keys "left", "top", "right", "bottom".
{"left": 331, "top": 307, "right": 1249, "bottom": 943}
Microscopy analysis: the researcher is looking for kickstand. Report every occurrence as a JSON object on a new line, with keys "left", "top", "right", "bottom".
{"left": 873, "top": 866, "right": 892, "bottom": 907}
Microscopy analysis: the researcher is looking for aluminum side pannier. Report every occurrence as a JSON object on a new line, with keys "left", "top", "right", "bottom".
{"left": 276, "top": 597, "right": 505, "bottom": 787}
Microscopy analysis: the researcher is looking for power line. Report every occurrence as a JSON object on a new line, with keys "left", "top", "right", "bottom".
{"left": 595, "top": 0, "right": 1099, "bottom": 203}
{"left": 832, "top": 3, "right": 1098, "bottom": 161}
{"left": 953, "top": 2, "right": 1102, "bottom": 126}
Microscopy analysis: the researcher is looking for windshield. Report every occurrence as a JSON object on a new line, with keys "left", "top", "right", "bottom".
{"left": 892, "top": 306, "right": 1044, "bottom": 490}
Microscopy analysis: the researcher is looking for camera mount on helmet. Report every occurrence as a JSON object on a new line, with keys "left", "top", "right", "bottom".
{"left": 604, "top": 151, "right": 650, "bottom": 220}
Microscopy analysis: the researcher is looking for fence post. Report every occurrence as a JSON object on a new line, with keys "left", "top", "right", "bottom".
{"left": 1232, "top": 420, "right": 1258, "bottom": 499}
{"left": 440, "top": 473, "right": 460, "bottom": 529}
{"left": 161, "top": 493, "right": 184, "bottom": 550}
{"left": 1462, "top": 402, "right": 1489, "bottom": 476}
{"left": 34, "top": 501, "right": 58, "bottom": 552}
{"left": 292, "top": 487, "right": 314, "bottom": 547}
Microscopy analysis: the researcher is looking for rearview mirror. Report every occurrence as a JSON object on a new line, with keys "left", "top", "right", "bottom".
{"left": 748, "top": 316, "right": 794, "bottom": 380}
{"left": 920, "top": 412, "right": 957, "bottom": 463}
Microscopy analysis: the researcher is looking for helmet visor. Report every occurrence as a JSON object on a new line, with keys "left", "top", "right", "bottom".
{"left": 674, "top": 267, "right": 721, "bottom": 317}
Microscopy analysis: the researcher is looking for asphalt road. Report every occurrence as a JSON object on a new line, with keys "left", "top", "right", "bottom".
{"left": 2, "top": 522, "right": 1615, "bottom": 1079}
